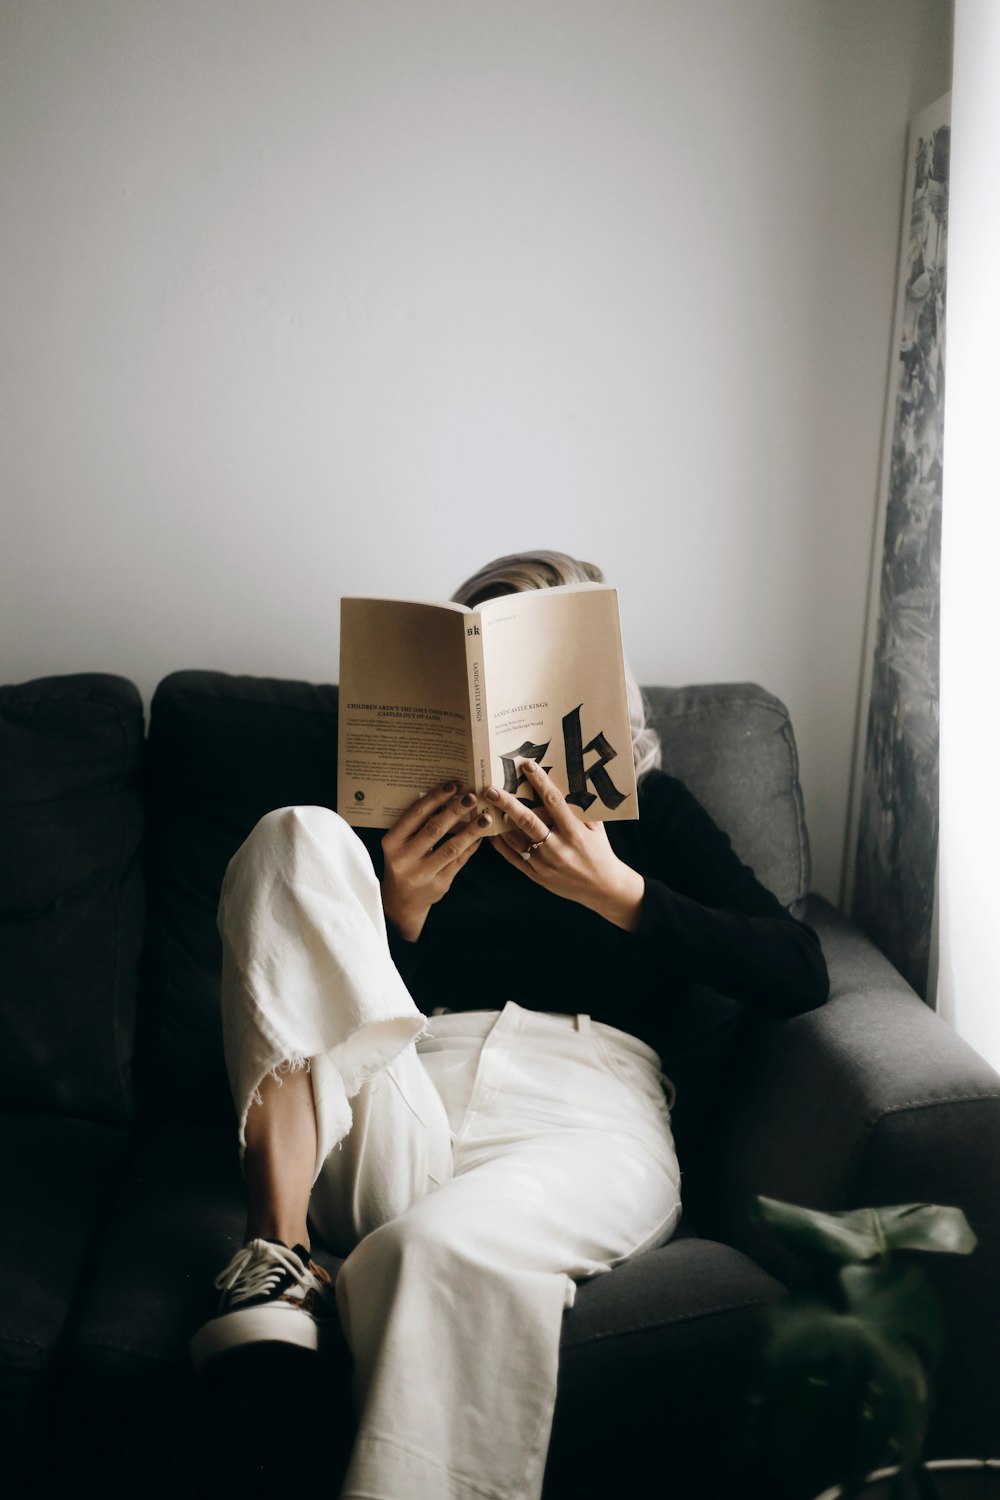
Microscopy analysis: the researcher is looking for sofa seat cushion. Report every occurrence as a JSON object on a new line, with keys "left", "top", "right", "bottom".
{"left": 53, "top": 1117, "right": 347, "bottom": 1495}
{"left": 0, "top": 1114, "right": 129, "bottom": 1479}
{"left": 562, "top": 1233, "right": 784, "bottom": 1355}
{"left": 547, "top": 1236, "right": 786, "bottom": 1497}
{"left": 60, "top": 1121, "right": 247, "bottom": 1377}
{"left": 0, "top": 1115, "right": 129, "bottom": 1376}
{"left": 64, "top": 1134, "right": 781, "bottom": 1381}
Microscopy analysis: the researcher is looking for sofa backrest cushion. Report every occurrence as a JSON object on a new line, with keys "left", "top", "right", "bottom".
{"left": 0, "top": 674, "right": 144, "bottom": 1124}
{"left": 141, "top": 671, "right": 811, "bottom": 1121}
{"left": 646, "top": 684, "right": 810, "bottom": 915}
{"left": 139, "top": 671, "right": 341, "bottom": 1119}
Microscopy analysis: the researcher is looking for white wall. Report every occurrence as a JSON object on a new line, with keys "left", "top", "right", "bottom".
{"left": 1, "top": 0, "right": 951, "bottom": 901}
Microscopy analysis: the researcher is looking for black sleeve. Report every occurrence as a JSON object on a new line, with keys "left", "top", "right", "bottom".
{"left": 385, "top": 920, "right": 424, "bottom": 990}
{"left": 632, "top": 774, "right": 829, "bottom": 1020}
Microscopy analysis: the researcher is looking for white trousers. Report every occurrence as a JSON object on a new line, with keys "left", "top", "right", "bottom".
{"left": 218, "top": 806, "right": 681, "bottom": 1500}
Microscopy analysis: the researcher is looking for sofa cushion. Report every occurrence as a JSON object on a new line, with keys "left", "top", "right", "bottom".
{"left": 0, "top": 1114, "right": 129, "bottom": 1487}
{"left": 54, "top": 1118, "right": 353, "bottom": 1496}
{"left": 646, "top": 683, "right": 810, "bottom": 915}
{"left": 0, "top": 674, "right": 144, "bottom": 1123}
{"left": 59, "top": 1121, "right": 249, "bottom": 1375}
{"left": 139, "top": 672, "right": 341, "bottom": 1119}
{"left": 547, "top": 1236, "right": 786, "bottom": 1496}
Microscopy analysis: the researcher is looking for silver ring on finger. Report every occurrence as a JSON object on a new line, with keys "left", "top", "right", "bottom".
{"left": 520, "top": 828, "right": 551, "bottom": 863}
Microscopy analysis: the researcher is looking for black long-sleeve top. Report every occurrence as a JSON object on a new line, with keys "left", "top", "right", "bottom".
{"left": 356, "top": 770, "right": 829, "bottom": 1069}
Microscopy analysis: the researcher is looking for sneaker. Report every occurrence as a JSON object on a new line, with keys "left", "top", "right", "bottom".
{"left": 189, "top": 1238, "right": 336, "bottom": 1369}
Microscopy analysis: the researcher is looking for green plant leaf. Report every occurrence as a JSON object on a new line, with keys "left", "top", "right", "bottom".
{"left": 839, "top": 1262, "right": 945, "bottom": 1368}
{"left": 760, "top": 1297, "right": 872, "bottom": 1376}
{"left": 751, "top": 1197, "right": 976, "bottom": 1496}
{"left": 760, "top": 1308, "right": 886, "bottom": 1496}
{"left": 752, "top": 1197, "right": 977, "bottom": 1267}
{"left": 870, "top": 1203, "right": 978, "bottom": 1256}
{"left": 759, "top": 1298, "right": 933, "bottom": 1494}
{"left": 867, "top": 1337, "right": 931, "bottom": 1474}
{"left": 752, "top": 1196, "right": 889, "bottom": 1263}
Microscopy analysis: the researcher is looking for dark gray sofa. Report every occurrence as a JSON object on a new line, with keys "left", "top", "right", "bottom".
{"left": 2, "top": 670, "right": 998, "bottom": 1499}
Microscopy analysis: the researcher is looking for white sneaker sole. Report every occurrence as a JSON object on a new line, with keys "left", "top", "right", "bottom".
{"left": 189, "top": 1304, "right": 323, "bottom": 1369}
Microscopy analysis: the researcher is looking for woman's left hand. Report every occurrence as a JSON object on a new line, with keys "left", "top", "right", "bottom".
{"left": 485, "top": 759, "right": 645, "bottom": 933}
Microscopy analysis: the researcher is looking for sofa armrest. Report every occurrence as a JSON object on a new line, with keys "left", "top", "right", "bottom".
{"left": 707, "top": 895, "right": 1000, "bottom": 1457}
{"left": 710, "top": 896, "right": 1000, "bottom": 1219}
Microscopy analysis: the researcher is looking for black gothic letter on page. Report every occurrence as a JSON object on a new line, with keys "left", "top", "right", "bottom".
{"left": 500, "top": 740, "right": 552, "bottom": 808}
{"left": 562, "top": 705, "right": 627, "bottom": 812}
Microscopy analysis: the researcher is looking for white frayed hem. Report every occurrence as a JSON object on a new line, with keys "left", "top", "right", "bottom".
{"left": 238, "top": 1054, "right": 315, "bottom": 1169}
{"left": 246, "top": 1053, "right": 310, "bottom": 1109}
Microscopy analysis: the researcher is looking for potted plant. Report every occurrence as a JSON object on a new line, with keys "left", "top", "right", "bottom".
{"left": 751, "top": 1196, "right": 995, "bottom": 1500}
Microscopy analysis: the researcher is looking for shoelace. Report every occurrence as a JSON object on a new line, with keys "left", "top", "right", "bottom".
{"left": 215, "top": 1242, "right": 322, "bottom": 1309}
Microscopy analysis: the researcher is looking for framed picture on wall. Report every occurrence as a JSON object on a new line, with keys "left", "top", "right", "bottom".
{"left": 846, "top": 91, "right": 950, "bottom": 999}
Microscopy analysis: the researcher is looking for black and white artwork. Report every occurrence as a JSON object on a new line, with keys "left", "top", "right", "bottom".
{"left": 852, "top": 95, "right": 950, "bottom": 999}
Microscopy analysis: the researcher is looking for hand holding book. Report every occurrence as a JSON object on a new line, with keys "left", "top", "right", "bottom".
{"left": 486, "top": 759, "right": 645, "bottom": 934}
{"left": 380, "top": 781, "right": 493, "bottom": 943}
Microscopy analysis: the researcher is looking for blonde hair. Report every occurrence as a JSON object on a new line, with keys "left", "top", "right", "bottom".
{"left": 451, "top": 551, "right": 662, "bottom": 780}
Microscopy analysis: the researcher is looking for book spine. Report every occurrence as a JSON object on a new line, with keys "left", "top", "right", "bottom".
{"left": 463, "top": 611, "right": 492, "bottom": 797}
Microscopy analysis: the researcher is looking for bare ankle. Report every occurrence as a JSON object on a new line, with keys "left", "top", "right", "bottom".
{"left": 245, "top": 1215, "right": 310, "bottom": 1252}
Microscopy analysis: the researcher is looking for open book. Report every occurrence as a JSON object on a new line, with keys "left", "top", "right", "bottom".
{"left": 337, "top": 582, "right": 638, "bottom": 831}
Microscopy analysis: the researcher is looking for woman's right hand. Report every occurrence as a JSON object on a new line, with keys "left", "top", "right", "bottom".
{"left": 380, "top": 783, "right": 491, "bottom": 942}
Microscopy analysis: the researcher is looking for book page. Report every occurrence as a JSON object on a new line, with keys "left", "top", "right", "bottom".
{"left": 479, "top": 584, "right": 638, "bottom": 823}
{"left": 337, "top": 598, "right": 475, "bottom": 828}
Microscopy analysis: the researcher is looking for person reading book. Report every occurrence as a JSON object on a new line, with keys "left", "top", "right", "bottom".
{"left": 336, "top": 575, "right": 640, "bottom": 831}
{"left": 190, "top": 550, "right": 830, "bottom": 1500}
